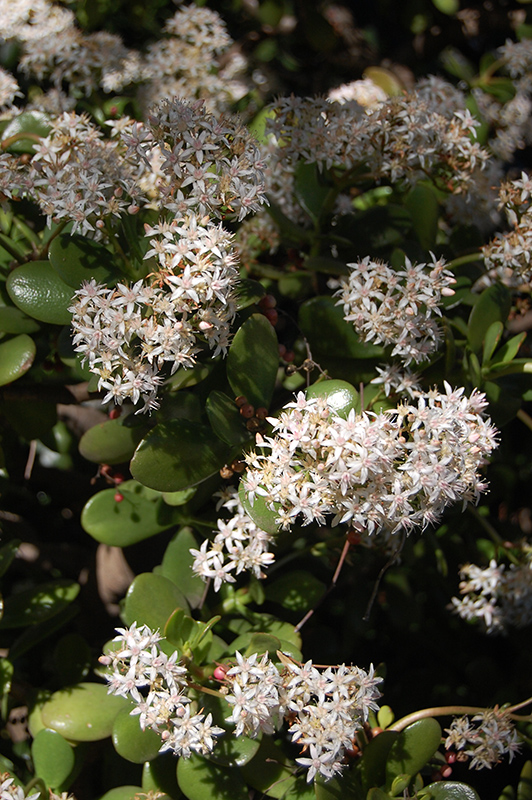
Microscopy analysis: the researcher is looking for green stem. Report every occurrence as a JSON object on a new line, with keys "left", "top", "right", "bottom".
{"left": 466, "top": 503, "right": 504, "bottom": 545}
{"left": 1, "top": 132, "right": 42, "bottom": 151}
{"left": 390, "top": 705, "right": 488, "bottom": 732}
{"left": 0, "top": 232, "right": 26, "bottom": 263}
{"left": 38, "top": 220, "right": 69, "bottom": 259}
{"left": 447, "top": 251, "right": 484, "bottom": 269}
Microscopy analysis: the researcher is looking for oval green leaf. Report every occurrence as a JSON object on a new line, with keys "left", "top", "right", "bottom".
{"left": 235, "top": 279, "right": 265, "bottom": 310}
{"left": 206, "top": 391, "right": 251, "bottom": 445}
{"left": 299, "top": 296, "right": 385, "bottom": 359}
{"left": 49, "top": 233, "right": 117, "bottom": 288}
{"left": 79, "top": 418, "right": 150, "bottom": 465}
{"left": 81, "top": 481, "right": 178, "bottom": 547}
{"left": 2, "top": 111, "right": 51, "bottom": 153}
{"left": 0, "top": 306, "right": 40, "bottom": 334}
{"left": 406, "top": 183, "right": 439, "bottom": 250}
{"left": 238, "top": 481, "right": 281, "bottom": 536}
{"left": 305, "top": 379, "right": 360, "bottom": 418}
{"left": 98, "top": 786, "right": 151, "bottom": 800}
{"left": 265, "top": 571, "right": 325, "bottom": 613}
{"left": 467, "top": 283, "right": 511, "bottom": 353}
{"left": 142, "top": 753, "right": 182, "bottom": 798}
{"left": 227, "top": 314, "right": 279, "bottom": 408}
{"left": 31, "top": 729, "right": 75, "bottom": 789}
{"left": 122, "top": 572, "right": 189, "bottom": 631}
{"left": 240, "top": 737, "right": 295, "bottom": 799}
{"left": 160, "top": 527, "right": 206, "bottom": 609}
{"left": 359, "top": 730, "right": 400, "bottom": 793}
{"left": 0, "top": 579, "right": 79, "bottom": 629}
{"left": 0, "top": 334, "right": 36, "bottom": 386}
{"left": 112, "top": 708, "right": 161, "bottom": 764}
{"left": 421, "top": 781, "right": 480, "bottom": 799}
{"left": 385, "top": 718, "right": 442, "bottom": 788}
{"left": 7, "top": 261, "right": 73, "bottom": 324}
{"left": 40, "top": 682, "right": 128, "bottom": 742}
{"left": 130, "top": 420, "right": 229, "bottom": 492}
{"left": 177, "top": 752, "right": 249, "bottom": 800}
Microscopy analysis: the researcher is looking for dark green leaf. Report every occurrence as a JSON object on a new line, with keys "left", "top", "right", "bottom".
{"left": 227, "top": 314, "right": 279, "bottom": 408}
{"left": 235, "top": 279, "right": 265, "bottom": 310}
{"left": 299, "top": 296, "right": 385, "bottom": 359}
{"left": 494, "top": 332, "right": 526, "bottom": 365}
{"left": 206, "top": 390, "right": 251, "bottom": 445}
{"left": 360, "top": 730, "right": 400, "bottom": 793}
{"left": 49, "top": 232, "right": 117, "bottom": 288}
{"left": 238, "top": 480, "right": 281, "bottom": 535}
{"left": 265, "top": 571, "right": 325, "bottom": 612}
{"left": 0, "top": 306, "right": 40, "bottom": 334}
{"left": 385, "top": 719, "right": 442, "bottom": 788}
{"left": 406, "top": 184, "right": 439, "bottom": 250}
{"left": 294, "top": 162, "right": 333, "bottom": 223}
{"left": 420, "top": 781, "right": 480, "bottom": 799}
{"left": 160, "top": 527, "right": 206, "bottom": 608}
{"left": 518, "top": 761, "right": 532, "bottom": 800}
{"left": 467, "top": 283, "right": 511, "bottom": 353}
{"left": 177, "top": 753, "right": 249, "bottom": 800}
{"left": 112, "top": 708, "right": 161, "bottom": 764}
{"left": 482, "top": 321, "right": 504, "bottom": 365}
{"left": 7, "top": 261, "right": 73, "bottom": 324}
{"left": 131, "top": 420, "right": 229, "bottom": 492}
{"left": 1, "top": 111, "right": 51, "bottom": 153}
{"left": 142, "top": 753, "right": 183, "bottom": 798}
{"left": 79, "top": 418, "right": 150, "bottom": 464}
{"left": 9, "top": 605, "right": 79, "bottom": 661}
{"left": 0, "top": 539, "right": 20, "bottom": 579}
{"left": 240, "top": 737, "right": 295, "bottom": 799}
{"left": 0, "top": 579, "right": 79, "bottom": 629}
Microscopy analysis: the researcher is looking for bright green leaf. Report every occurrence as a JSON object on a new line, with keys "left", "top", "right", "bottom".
{"left": 177, "top": 753, "right": 249, "bottom": 800}
{"left": 160, "top": 528, "right": 205, "bottom": 608}
{"left": 0, "top": 306, "right": 40, "bottom": 334}
{"left": 0, "top": 579, "right": 79, "bottom": 629}
{"left": 112, "top": 707, "right": 161, "bottom": 764}
{"left": 385, "top": 718, "right": 442, "bottom": 789}
{"left": 40, "top": 683, "right": 128, "bottom": 742}
{"left": 420, "top": 781, "right": 480, "bottom": 799}
{"left": 31, "top": 729, "right": 75, "bottom": 789}
{"left": 467, "top": 284, "right": 511, "bottom": 353}
{"left": 206, "top": 390, "right": 252, "bottom": 445}
{"left": 482, "top": 321, "right": 504, "bottom": 365}
{"left": 0, "top": 334, "right": 36, "bottom": 386}
{"left": 1, "top": 111, "right": 51, "bottom": 153}
{"left": 79, "top": 418, "right": 151, "bottom": 465}
{"left": 49, "top": 232, "right": 117, "bottom": 288}
{"left": 122, "top": 572, "right": 189, "bottom": 631}
{"left": 7, "top": 261, "right": 73, "bottom": 324}
{"left": 518, "top": 761, "right": 532, "bottom": 800}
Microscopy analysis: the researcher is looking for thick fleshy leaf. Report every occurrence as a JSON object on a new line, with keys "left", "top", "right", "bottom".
{"left": 421, "top": 782, "right": 480, "bottom": 799}
{"left": 518, "top": 761, "right": 532, "bottom": 800}
{"left": 0, "top": 579, "right": 79, "bottom": 629}
{"left": 199, "top": 694, "right": 260, "bottom": 767}
{"left": 177, "top": 753, "right": 249, "bottom": 800}
{"left": 40, "top": 683, "right": 128, "bottom": 741}
{"left": 299, "top": 296, "right": 385, "bottom": 359}
{"left": 265, "top": 571, "right": 325, "bottom": 612}
{"left": 81, "top": 481, "right": 179, "bottom": 546}
{"left": 240, "top": 737, "right": 295, "bottom": 799}
{"left": 0, "top": 334, "right": 36, "bottom": 386}
{"left": 112, "top": 708, "right": 162, "bottom": 764}
{"left": 467, "top": 283, "right": 511, "bottom": 353}
{"left": 2, "top": 396, "right": 57, "bottom": 440}
{"left": 79, "top": 418, "right": 151, "bottom": 465}
{"left": 1, "top": 111, "right": 51, "bottom": 153}
{"left": 122, "top": 572, "right": 189, "bottom": 631}
{"left": 142, "top": 753, "right": 183, "bottom": 797}
{"left": 293, "top": 162, "right": 333, "bottom": 223}
{"left": 31, "top": 729, "right": 75, "bottom": 789}
{"left": 235, "top": 279, "right": 265, "bottom": 310}
{"left": 385, "top": 718, "right": 442, "bottom": 788}
{"left": 230, "top": 632, "right": 282, "bottom": 658}
{"left": 130, "top": 420, "right": 229, "bottom": 492}
{"left": 482, "top": 321, "right": 504, "bottom": 365}
{"left": 206, "top": 391, "right": 252, "bottom": 445}
{"left": 359, "top": 730, "right": 399, "bottom": 792}
{"left": 9, "top": 605, "right": 79, "bottom": 661}
{"left": 238, "top": 481, "right": 281, "bottom": 535}
{"left": 0, "top": 658, "right": 13, "bottom": 697}
{"left": 305, "top": 379, "right": 360, "bottom": 417}
{"left": 227, "top": 314, "right": 279, "bottom": 408}
{"left": 406, "top": 183, "right": 439, "bottom": 250}
{"left": 49, "top": 233, "right": 117, "bottom": 288}
{"left": 0, "top": 306, "right": 40, "bottom": 334}
{"left": 7, "top": 261, "right": 73, "bottom": 324}
{"left": 160, "top": 528, "right": 206, "bottom": 608}
{"left": 99, "top": 787, "right": 155, "bottom": 800}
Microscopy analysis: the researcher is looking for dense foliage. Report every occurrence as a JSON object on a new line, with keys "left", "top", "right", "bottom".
{"left": 3, "top": 1, "right": 532, "bottom": 799}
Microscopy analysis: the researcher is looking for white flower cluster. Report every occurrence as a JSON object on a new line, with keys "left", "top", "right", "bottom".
{"left": 222, "top": 651, "right": 382, "bottom": 782}
{"left": 445, "top": 709, "right": 521, "bottom": 769}
{"left": 101, "top": 623, "right": 224, "bottom": 758}
{"left": 330, "top": 255, "right": 456, "bottom": 365}
{"left": 244, "top": 384, "right": 498, "bottom": 536}
{"left": 69, "top": 213, "right": 239, "bottom": 411}
{"left": 123, "top": 97, "right": 267, "bottom": 222}
{"left": 190, "top": 487, "right": 275, "bottom": 592}
{"left": 266, "top": 92, "right": 488, "bottom": 190}
{"left": 370, "top": 364, "right": 423, "bottom": 399}
{"left": 482, "top": 172, "right": 532, "bottom": 287}
{"left": 0, "top": 775, "right": 40, "bottom": 800}
{"left": 450, "top": 557, "right": 532, "bottom": 634}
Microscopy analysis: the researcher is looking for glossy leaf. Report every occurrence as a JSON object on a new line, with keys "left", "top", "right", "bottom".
{"left": 227, "top": 314, "right": 279, "bottom": 408}
{"left": 81, "top": 481, "right": 179, "bottom": 547}
{"left": 360, "top": 730, "right": 400, "bottom": 792}
{"left": 293, "top": 162, "right": 333, "bottom": 223}
{"left": 0, "top": 658, "right": 13, "bottom": 697}
{"left": 238, "top": 481, "right": 281, "bottom": 535}
{"left": 1, "top": 111, "right": 51, "bottom": 153}
{"left": 0, "top": 579, "right": 79, "bottom": 629}
{"left": 49, "top": 232, "right": 117, "bottom": 288}
{"left": 235, "top": 279, "right": 265, "bottom": 310}
{"left": 79, "top": 417, "right": 151, "bottom": 465}
{"left": 305, "top": 379, "right": 360, "bottom": 417}
{"left": 230, "top": 632, "right": 282, "bottom": 658}
{"left": 206, "top": 390, "right": 252, "bottom": 445}
{"left": 142, "top": 753, "right": 183, "bottom": 798}
{"left": 420, "top": 781, "right": 480, "bottom": 799}
{"left": 7, "top": 261, "right": 73, "bottom": 324}
{"left": 122, "top": 572, "right": 189, "bottom": 631}
{"left": 40, "top": 682, "right": 128, "bottom": 741}
{"left": 494, "top": 332, "right": 526, "bottom": 365}
{"left": 131, "top": 419, "right": 229, "bottom": 492}
{"left": 99, "top": 787, "right": 153, "bottom": 800}
{"left": 31, "top": 729, "right": 75, "bottom": 788}
{"left": 205, "top": 728, "right": 260, "bottom": 768}
{"left": 518, "top": 761, "right": 532, "bottom": 800}
{"left": 482, "top": 321, "right": 504, "bottom": 365}
{"left": 406, "top": 183, "right": 439, "bottom": 250}
{"left": 240, "top": 737, "right": 295, "bottom": 799}
{"left": 160, "top": 528, "right": 205, "bottom": 608}
{"left": 112, "top": 707, "right": 162, "bottom": 764}
{"left": 0, "top": 306, "right": 40, "bottom": 334}
{"left": 9, "top": 605, "right": 79, "bottom": 661}
{"left": 177, "top": 752, "right": 249, "bottom": 800}
{"left": 299, "top": 296, "right": 385, "bottom": 359}
{"left": 467, "top": 283, "right": 511, "bottom": 353}
{"left": 0, "top": 334, "right": 36, "bottom": 387}
{"left": 432, "top": 0, "right": 459, "bottom": 13}
{"left": 265, "top": 571, "right": 325, "bottom": 612}
{"left": 385, "top": 718, "right": 442, "bottom": 788}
